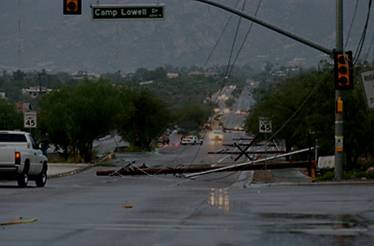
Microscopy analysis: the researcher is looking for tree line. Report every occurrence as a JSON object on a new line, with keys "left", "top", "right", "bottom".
{"left": 0, "top": 80, "right": 213, "bottom": 162}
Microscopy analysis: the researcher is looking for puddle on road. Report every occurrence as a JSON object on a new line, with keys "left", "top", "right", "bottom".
{"left": 259, "top": 212, "right": 369, "bottom": 236}
{"left": 208, "top": 188, "right": 230, "bottom": 212}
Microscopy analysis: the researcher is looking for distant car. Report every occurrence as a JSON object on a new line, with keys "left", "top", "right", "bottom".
{"left": 180, "top": 135, "right": 203, "bottom": 145}
{"left": 209, "top": 130, "right": 224, "bottom": 142}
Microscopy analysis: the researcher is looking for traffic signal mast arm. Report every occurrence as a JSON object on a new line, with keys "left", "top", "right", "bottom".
{"left": 193, "top": 0, "right": 333, "bottom": 56}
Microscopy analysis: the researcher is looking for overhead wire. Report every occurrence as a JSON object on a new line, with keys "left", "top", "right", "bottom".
{"left": 264, "top": 82, "right": 320, "bottom": 144}
{"left": 345, "top": 0, "right": 360, "bottom": 49}
{"left": 224, "top": 0, "right": 247, "bottom": 77}
{"left": 353, "top": 0, "right": 372, "bottom": 64}
{"left": 371, "top": 34, "right": 374, "bottom": 62}
{"left": 17, "top": 0, "right": 22, "bottom": 68}
{"left": 203, "top": 16, "right": 234, "bottom": 67}
{"left": 362, "top": 31, "right": 374, "bottom": 62}
{"left": 227, "top": 0, "right": 263, "bottom": 77}
{"left": 203, "top": 0, "right": 241, "bottom": 67}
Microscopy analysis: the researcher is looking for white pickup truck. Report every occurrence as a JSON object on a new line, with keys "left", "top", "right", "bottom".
{"left": 0, "top": 131, "right": 48, "bottom": 187}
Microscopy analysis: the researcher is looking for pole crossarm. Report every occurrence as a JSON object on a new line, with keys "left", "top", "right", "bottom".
{"left": 193, "top": 0, "right": 333, "bottom": 56}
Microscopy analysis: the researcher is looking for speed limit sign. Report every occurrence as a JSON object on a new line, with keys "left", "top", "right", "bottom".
{"left": 24, "top": 112, "right": 37, "bottom": 128}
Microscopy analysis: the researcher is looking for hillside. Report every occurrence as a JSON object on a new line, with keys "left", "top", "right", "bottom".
{"left": 0, "top": 0, "right": 371, "bottom": 73}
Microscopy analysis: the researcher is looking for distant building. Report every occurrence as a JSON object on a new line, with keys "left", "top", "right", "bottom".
{"left": 188, "top": 69, "right": 217, "bottom": 78}
{"left": 0, "top": 92, "right": 6, "bottom": 99}
{"left": 288, "top": 58, "right": 305, "bottom": 68}
{"left": 204, "top": 68, "right": 217, "bottom": 77}
{"left": 271, "top": 70, "right": 287, "bottom": 78}
{"left": 286, "top": 66, "right": 301, "bottom": 74}
{"left": 188, "top": 71, "right": 204, "bottom": 77}
{"left": 22, "top": 86, "right": 52, "bottom": 98}
{"left": 72, "top": 71, "right": 100, "bottom": 80}
{"left": 139, "top": 80, "right": 154, "bottom": 86}
{"left": 167, "top": 73, "right": 179, "bottom": 79}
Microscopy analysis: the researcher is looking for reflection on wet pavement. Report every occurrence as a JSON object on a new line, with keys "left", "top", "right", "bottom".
{"left": 259, "top": 212, "right": 369, "bottom": 236}
{"left": 208, "top": 188, "right": 230, "bottom": 212}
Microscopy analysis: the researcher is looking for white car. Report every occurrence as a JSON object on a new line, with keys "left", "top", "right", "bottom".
{"left": 180, "top": 135, "right": 203, "bottom": 145}
{"left": 0, "top": 131, "right": 48, "bottom": 187}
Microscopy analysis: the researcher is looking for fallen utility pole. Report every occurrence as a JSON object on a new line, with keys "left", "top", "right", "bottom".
{"left": 96, "top": 164, "right": 214, "bottom": 176}
{"left": 208, "top": 150, "right": 285, "bottom": 155}
{"left": 223, "top": 143, "right": 277, "bottom": 147}
{"left": 232, "top": 137, "right": 254, "bottom": 141}
{"left": 96, "top": 160, "right": 313, "bottom": 176}
{"left": 185, "top": 147, "right": 314, "bottom": 178}
{"left": 96, "top": 147, "right": 315, "bottom": 177}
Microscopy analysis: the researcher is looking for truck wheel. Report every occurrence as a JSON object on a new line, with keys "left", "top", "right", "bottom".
{"left": 17, "top": 161, "right": 29, "bottom": 187}
{"left": 35, "top": 164, "right": 47, "bottom": 187}
{"left": 17, "top": 173, "right": 29, "bottom": 187}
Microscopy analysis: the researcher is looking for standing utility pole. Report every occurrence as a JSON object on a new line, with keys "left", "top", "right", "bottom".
{"left": 335, "top": 0, "right": 344, "bottom": 180}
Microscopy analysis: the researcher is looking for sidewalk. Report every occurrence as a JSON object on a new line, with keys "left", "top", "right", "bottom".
{"left": 47, "top": 163, "right": 94, "bottom": 178}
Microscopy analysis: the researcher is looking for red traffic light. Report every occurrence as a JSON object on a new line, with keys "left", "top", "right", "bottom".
{"left": 334, "top": 51, "right": 353, "bottom": 90}
{"left": 63, "top": 0, "right": 82, "bottom": 15}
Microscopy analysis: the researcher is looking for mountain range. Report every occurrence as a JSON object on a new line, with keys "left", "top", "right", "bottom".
{"left": 0, "top": 0, "right": 372, "bottom": 73}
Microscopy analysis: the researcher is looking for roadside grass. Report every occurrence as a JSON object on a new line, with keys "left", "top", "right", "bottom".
{"left": 317, "top": 170, "right": 374, "bottom": 181}
{"left": 316, "top": 158, "right": 374, "bottom": 181}
{"left": 316, "top": 170, "right": 335, "bottom": 181}
{"left": 344, "top": 170, "right": 374, "bottom": 179}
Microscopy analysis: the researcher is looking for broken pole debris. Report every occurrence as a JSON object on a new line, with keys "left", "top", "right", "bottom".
{"left": 96, "top": 147, "right": 316, "bottom": 177}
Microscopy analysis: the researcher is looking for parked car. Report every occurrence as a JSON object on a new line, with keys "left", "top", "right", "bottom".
{"left": 0, "top": 131, "right": 48, "bottom": 187}
{"left": 180, "top": 135, "right": 203, "bottom": 145}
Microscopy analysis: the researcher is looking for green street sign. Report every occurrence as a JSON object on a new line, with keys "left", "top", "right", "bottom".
{"left": 92, "top": 5, "right": 164, "bottom": 19}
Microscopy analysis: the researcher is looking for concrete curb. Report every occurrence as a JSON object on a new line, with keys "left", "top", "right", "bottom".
{"left": 246, "top": 179, "right": 374, "bottom": 188}
{"left": 46, "top": 152, "right": 116, "bottom": 179}
{"left": 306, "top": 180, "right": 374, "bottom": 186}
{"left": 47, "top": 164, "right": 97, "bottom": 179}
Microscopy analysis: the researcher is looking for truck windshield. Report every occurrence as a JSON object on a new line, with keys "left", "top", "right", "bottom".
{"left": 0, "top": 133, "right": 27, "bottom": 142}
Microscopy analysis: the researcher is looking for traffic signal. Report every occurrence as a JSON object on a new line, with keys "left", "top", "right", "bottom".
{"left": 334, "top": 51, "right": 353, "bottom": 90}
{"left": 63, "top": 0, "right": 82, "bottom": 15}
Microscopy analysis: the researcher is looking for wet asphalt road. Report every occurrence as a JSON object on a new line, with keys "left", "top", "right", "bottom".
{"left": 0, "top": 165, "right": 373, "bottom": 246}
{"left": 0, "top": 129, "right": 373, "bottom": 245}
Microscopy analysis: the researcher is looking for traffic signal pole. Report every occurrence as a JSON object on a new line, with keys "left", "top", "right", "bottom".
{"left": 335, "top": 0, "right": 344, "bottom": 180}
{"left": 194, "top": 0, "right": 345, "bottom": 179}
